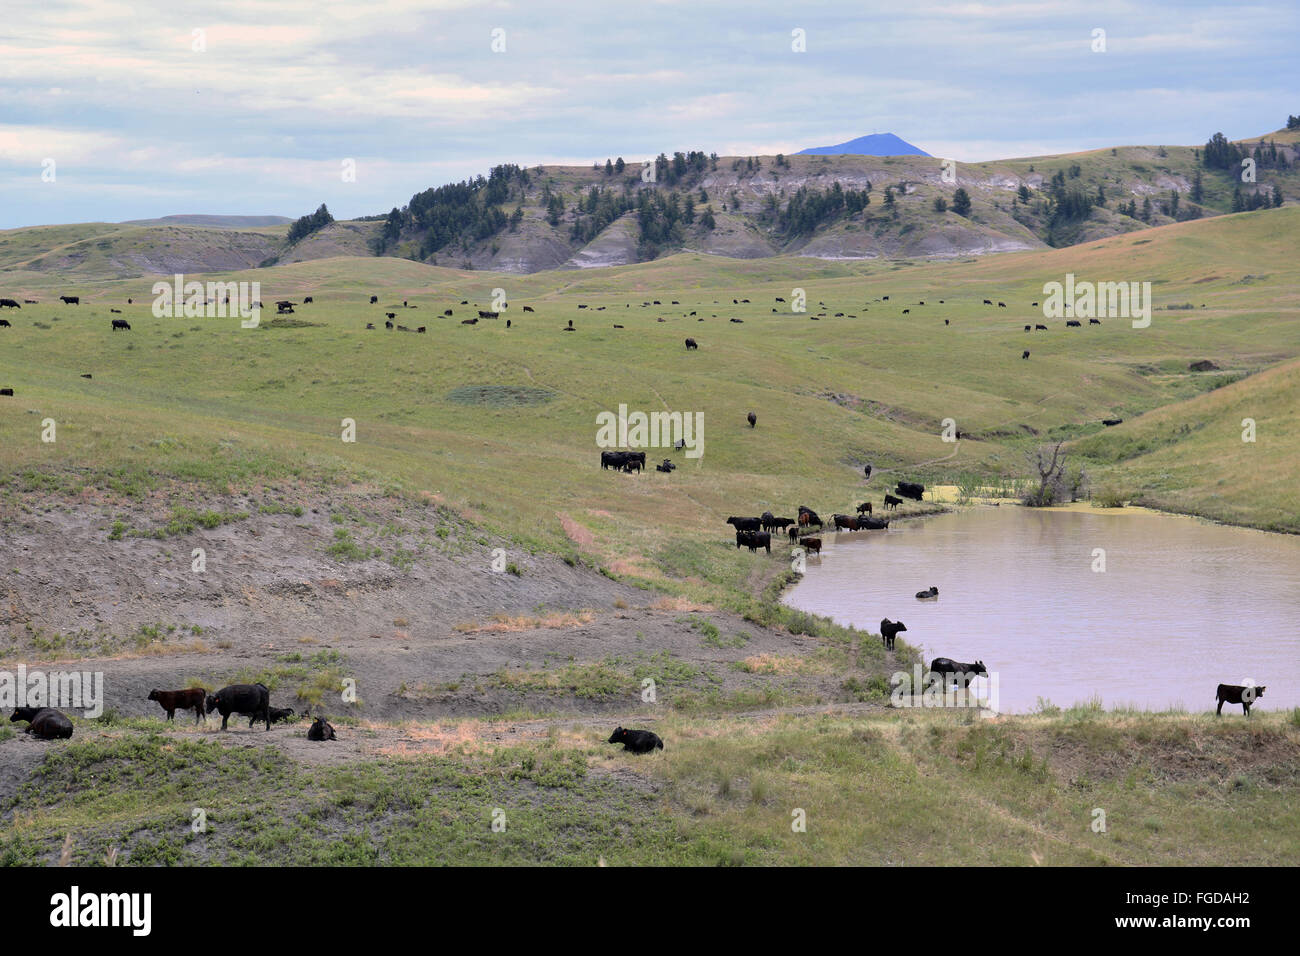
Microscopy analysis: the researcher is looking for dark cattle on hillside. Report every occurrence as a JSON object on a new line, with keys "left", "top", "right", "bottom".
{"left": 896, "top": 481, "right": 925, "bottom": 501}
{"left": 308, "top": 716, "right": 337, "bottom": 740}
{"left": 10, "top": 707, "right": 74, "bottom": 739}
{"left": 206, "top": 683, "right": 270, "bottom": 731}
{"left": 1215, "top": 683, "right": 1265, "bottom": 716}
{"left": 111, "top": 319, "right": 131, "bottom": 331}
{"left": 747, "top": 411, "right": 756, "bottom": 428}
{"left": 930, "top": 658, "right": 988, "bottom": 685}
{"left": 0, "top": 298, "right": 20, "bottom": 308}
{"left": 370, "top": 295, "right": 378, "bottom": 303}
{"left": 685, "top": 337, "right": 698, "bottom": 349}
{"left": 880, "top": 619, "right": 907, "bottom": 650}
{"left": 60, "top": 295, "right": 80, "bottom": 304}
{"left": 608, "top": 727, "right": 663, "bottom": 753}
{"left": 147, "top": 688, "right": 206, "bottom": 723}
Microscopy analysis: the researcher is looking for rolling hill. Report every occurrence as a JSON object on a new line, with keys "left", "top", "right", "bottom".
{"left": 1, "top": 128, "right": 1294, "bottom": 281}
{"left": 797, "top": 132, "right": 930, "bottom": 156}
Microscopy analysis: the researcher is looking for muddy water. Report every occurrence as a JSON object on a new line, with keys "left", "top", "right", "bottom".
{"left": 783, "top": 508, "right": 1300, "bottom": 714}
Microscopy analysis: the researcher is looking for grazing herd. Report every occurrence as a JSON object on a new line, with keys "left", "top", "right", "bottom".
{"left": 6, "top": 682, "right": 344, "bottom": 742}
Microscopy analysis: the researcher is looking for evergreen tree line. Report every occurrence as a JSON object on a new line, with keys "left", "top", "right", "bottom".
{"left": 287, "top": 203, "right": 334, "bottom": 242}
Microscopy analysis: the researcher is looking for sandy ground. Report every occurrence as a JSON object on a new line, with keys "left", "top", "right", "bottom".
{"left": 0, "top": 487, "right": 863, "bottom": 729}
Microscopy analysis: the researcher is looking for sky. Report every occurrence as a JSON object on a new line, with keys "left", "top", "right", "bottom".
{"left": 1, "top": 0, "right": 1296, "bottom": 228}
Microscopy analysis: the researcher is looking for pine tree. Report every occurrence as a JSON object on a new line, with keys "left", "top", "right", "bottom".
{"left": 952, "top": 188, "right": 972, "bottom": 217}
{"left": 1273, "top": 184, "right": 1284, "bottom": 208}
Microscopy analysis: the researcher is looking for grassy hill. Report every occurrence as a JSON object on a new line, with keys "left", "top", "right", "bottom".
{"left": 3, "top": 130, "right": 1295, "bottom": 280}
{"left": 2, "top": 205, "right": 1297, "bottom": 608}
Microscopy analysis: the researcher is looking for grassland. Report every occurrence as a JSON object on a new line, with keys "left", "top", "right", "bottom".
{"left": 2, "top": 204, "right": 1298, "bottom": 866}
{"left": 4, "top": 708, "right": 1296, "bottom": 866}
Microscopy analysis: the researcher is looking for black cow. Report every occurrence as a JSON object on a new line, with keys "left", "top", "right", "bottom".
{"left": 747, "top": 411, "right": 756, "bottom": 428}
{"left": 417, "top": 326, "right": 426, "bottom": 333}
{"left": 915, "top": 586, "right": 939, "bottom": 599}
{"left": 1066, "top": 320, "right": 1082, "bottom": 327}
{"left": 386, "top": 312, "right": 396, "bottom": 319}
{"left": 60, "top": 295, "right": 80, "bottom": 305}
{"left": 444, "top": 309, "right": 454, "bottom": 316}
{"left": 111, "top": 319, "right": 131, "bottom": 331}
{"left": 983, "top": 299, "right": 992, "bottom": 305}
{"left": 148, "top": 688, "right": 206, "bottom": 723}
{"left": 110, "top": 308, "right": 121, "bottom": 313}
{"left": 769, "top": 516, "right": 795, "bottom": 531}
{"left": 478, "top": 310, "right": 499, "bottom": 319}
{"left": 883, "top": 494, "right": 902, "bottom": 510}
{"left": 864, "top": 463, "right": 872, "bottom": 478}
{"left": 0, "top": 298, "right": 20, "bottom": 308}
{"left": 896, "top": 481, "right": 925, "bottom": 501}
{"left": 1089, "top": 318, "right": 1101, "bottom": 325}
{"left": 0, "top": 320, "right": 10, "bottom": 328}
{"left": 522, "top": 306, "right": 534, "bottom": 312}
{"left": 1023, "top": 350, "right": 1030, "bottom": 360}
{"left": 1024, "top": 325, "right": 1032, "bottom": 331}
{"left": 1215, "top": 683, "right": 1265, "bottom": 716}
{"left": 265, "top": 707, "right": 296, "bottom": 726}
{"left": 387, "top": 320, "right": 396, "bottom": 328}
{"left": 602, "top": 450, "right": 630, "bottom": 470}
{"left": 206, "top": 683, "right": 271, "bottom": 730}
{"left": 740, "top": 531, "right": 771, "bottom": 553}
{"left": 608, "top": 727, "right": 663, "bottom": 753}
{"left": 1102, "top": 418, "right": 1123, "bottom": 426}
{"left": 727, "top": 516, "right": 762, "bottom": 533}
{"left": 656, "top": 459, "right": 675, "bottom": 473}
{"left": 998, "top": 302, "right": 1006, "bottom": 308}
{"left": 622, "top": 456, "right": 643, "bottom": 473}
{"left": 459, "top": 318, "right": 475, "bottom": 325}
{"left": 930, "top": 658, "right": 988, "bottom": 687}
{"left": 303, "top": 296, "right": 313, "bottom": 304}
{"left": 880, "top": 619, "right": 907, "bottom": 650}
{"left": 370, "top": 295, "right": 378, "bottom": 304}
{"left": 307, "top": 716, "right": 337, "bottom": 740}
{"left": 685, "top": 338, "right": 698, "bottom": 350}
{"left": 10, "top": 707, "right": 74, "bottom": 739}
{"left": 856, "top": 502, "right": 873, "bottom": 515}
{"left": 1035, "top": 324, "right": 1048, "bottom": 331}
{"left": 0, "top": 388, "right": 13, "bottom": 396}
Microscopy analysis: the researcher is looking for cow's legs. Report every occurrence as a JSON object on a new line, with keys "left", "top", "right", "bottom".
{"left": 1215, "top": 698, "right": 1224, "bottom": 716}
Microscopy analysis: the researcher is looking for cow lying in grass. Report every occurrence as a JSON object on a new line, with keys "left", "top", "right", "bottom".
{"left": 10, "top": 706, "right": 74, "bottom": 739}
{"left": 307, "top": 716, "right": 337, "bottom": 740}
{"left": 608, "top": 727, "right": 663, "bottom": 753}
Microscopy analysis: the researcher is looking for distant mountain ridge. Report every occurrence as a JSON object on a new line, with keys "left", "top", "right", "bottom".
{"left": 797, "top": 133, "right": 931, "bottom": 157}
{"left": 119, "top": 214, "right": 292, "bottom": 229}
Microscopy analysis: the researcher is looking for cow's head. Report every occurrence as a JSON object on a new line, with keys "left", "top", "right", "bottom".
{"left": 10, "top": 706, "right": 41, "bottom": 723}
{"left": 971, "top": 661, "right": 988, "bottom": 676}
{"left": 205, "top": 694, "right": 219, "bottom": 712}
{"left": 147, "top": 689, "right": 160, "bottom": 701}
{"left": 608, "top": 727, "right": 626, "bottom": 744}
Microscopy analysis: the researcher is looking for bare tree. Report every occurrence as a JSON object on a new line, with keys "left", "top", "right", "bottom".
{"left": 1025, "top": 441, "right": 1067, "bottom": 506}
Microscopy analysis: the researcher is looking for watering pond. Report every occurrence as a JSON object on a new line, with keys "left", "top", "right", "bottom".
{"left": 782, "top": 507, "right": 1300, "bottom": 714}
